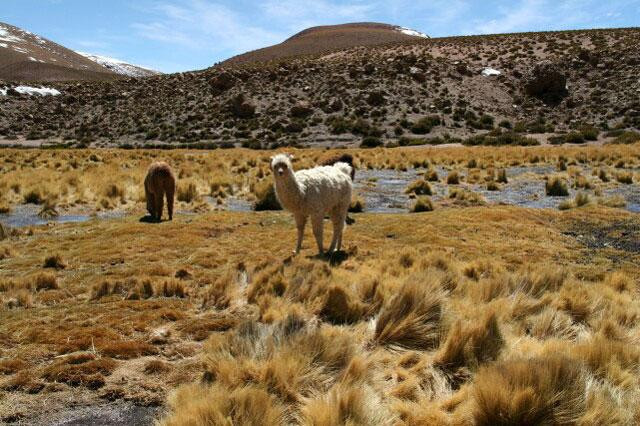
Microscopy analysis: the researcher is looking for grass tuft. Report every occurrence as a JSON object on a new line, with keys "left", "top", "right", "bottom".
{"left": 253, "top": 181, "right": 281, "bottom": 211}
{"left": 43, "top": 254, "right": 66, "bottom": 270}
{"left": 33, "top": 272, "right": 59, "bottom": 291}
{"left": 348, "top": 196, "right": 365, "bottom": 213}
{"left": 162, "top": 384, "right": 286, "bottom": 426}
{"left": 615, "top": 172, "right": 633, "bottom": 184}
{"left": 472, "top": 356, "right": 585, "bottom": 425}
{"left": 177, "top": 182, "right": 198, "bottom": 203}
{"left": 424, "top": 169, "right": 439, "bottom": 182}
{"left": 446, "top": 171, "right": 461, "bottom": 185}
{"left": 405, "top": 179, "right": 432, "bottom": 195}
{"left": 374, "top": 279, "right": 442, "bottom": 350}
{"left": 559, "top": 192, "right": 591, "bottom": 210}
{"left": 410, "top": 196, "right": 434, "bottom": 213}
{"left": 545, "top": 176, "right": 569, "bottom": 196}
{"left": 319, "top": 285, "right": 367, "bottom": 325}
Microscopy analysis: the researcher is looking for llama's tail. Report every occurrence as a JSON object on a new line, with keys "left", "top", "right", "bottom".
{"left": 333, "top": 162, "right": 353, "bottom": 179}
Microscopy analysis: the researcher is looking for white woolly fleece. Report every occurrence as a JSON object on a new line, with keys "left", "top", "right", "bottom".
{"left": 271, "top": 154, "right": 352, "bottom": 218}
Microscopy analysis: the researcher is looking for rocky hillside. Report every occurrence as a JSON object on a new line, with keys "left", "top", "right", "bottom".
{"left": 0, "top": 27, "right": 639, "bottom": 148}
{"left": 222, "top": 22, "right": 429, "bottom": 66}
{"left": 0, "top": 22, "right": 118, "bottom": 82}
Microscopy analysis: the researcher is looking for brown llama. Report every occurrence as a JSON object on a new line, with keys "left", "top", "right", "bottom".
{"left": 320, "top": 153, "right": 356, "bottom": 180}
{"left": 144, "top": 162, "right": 175, "bottom": 222}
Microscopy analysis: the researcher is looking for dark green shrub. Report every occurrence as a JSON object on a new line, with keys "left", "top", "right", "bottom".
{"left": 360, "top": 136, "right": 383, "bottom": 148}
{"left": 411, "top": 116, "right": 441, "bottom": 134}
{"left": 463, "top": 132, "right": 538, "bottom": 146}
{"left": 612, "top": 131, "right": 640, "bottom": 144}
{"left": 579, "top": 126, "right": 599, "bottom": 141}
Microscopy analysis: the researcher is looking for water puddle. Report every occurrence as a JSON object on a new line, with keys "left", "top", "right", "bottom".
{"left": 207, "top": 196, "right": 252, "bottom": 212}
{"left": 351, "top": 166, "right": 640, "bottom": 213}
{"left": 2, "top": 166, "right": 637, "bottom": 228}
{"left": 354, "top": 169, "right": 422, "bottom": 212}
{"left": 28, "top": 403, "right": 161, "bottom": 426}
{"left": 0, "top": 205, "right": 124, "bottom": 228}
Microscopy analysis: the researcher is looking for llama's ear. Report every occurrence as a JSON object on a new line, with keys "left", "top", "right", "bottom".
{"left": 287, "top": 154, "right": 295, "bottom": 161}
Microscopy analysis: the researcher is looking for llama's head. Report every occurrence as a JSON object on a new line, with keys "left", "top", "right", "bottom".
{"left": 270, "top": 154, "right": 294, "bottom": 178}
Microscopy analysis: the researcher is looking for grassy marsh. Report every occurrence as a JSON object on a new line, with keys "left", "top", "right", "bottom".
{"left": 0, "top": 145, "right": 640, "bottom": 424}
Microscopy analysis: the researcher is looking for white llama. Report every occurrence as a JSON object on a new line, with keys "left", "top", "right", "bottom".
{"left": 270, "top": 154, "right": 352, "bottom": 255}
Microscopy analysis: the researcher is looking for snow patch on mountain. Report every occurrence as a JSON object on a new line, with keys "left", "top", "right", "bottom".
{"left": 76, "top": 52, "right": 160, "bottom": 77}
{"left": 396, "top": 26, "right": 429, "bottom": 39}
{"left": 15, "top": 86, "right": 61, "bottom": 96}
{"left": 481, "top": 67, "right": 501, "bottom": 76}
{"left": 0, "top": 85, "right": 61, "bottom": 96}
{"left": 0, "top": 25, "right": 23, "bottom": 43}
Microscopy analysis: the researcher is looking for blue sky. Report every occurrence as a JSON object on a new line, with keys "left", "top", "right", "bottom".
{"left": 2, "top": 0, "right": 638, "bottom": 73}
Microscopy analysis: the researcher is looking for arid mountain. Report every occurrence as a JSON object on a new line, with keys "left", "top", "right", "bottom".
{"left": 223, "top": 22, "right": 429, "bottom": 66}
{"left": 0, "top": 26, "right": 639, "bottom": 148}
{"left": 0, "top": 22, "right": 120, "bottom": 82}
{"left": 76, "top": 52, "right": 161, "bottom": 78}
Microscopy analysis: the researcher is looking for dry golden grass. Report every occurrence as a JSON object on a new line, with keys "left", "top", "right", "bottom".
{"left": 374, "top": 279, "right": 442, "bottom": 350}
{"left": 1, "top": 145, "right": 639, "bottom": 423}
{"left": 0, "top": 143, "right": 637, "bottom": 215}
{"left": 40, "top": 355, "right": 117, "bottom": 389}
{"left": 472, "top": 356, "right": 586, "bottom": 425}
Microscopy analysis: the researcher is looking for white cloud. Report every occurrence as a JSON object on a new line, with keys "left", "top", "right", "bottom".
{"left": 132, "top": 0, "right": 285, "bottom": 56}
{"left": 465, "top": 0, "right": 633, "bottom": 35}
{"left": 261, "top": 0, "right": 375, "bottom": 32}
{"left": 471, "top": 0, "right": 552, "bottom": 34}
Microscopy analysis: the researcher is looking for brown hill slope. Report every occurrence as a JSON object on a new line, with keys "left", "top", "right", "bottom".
{"left": 222, "top": 22, "right": 429, "bottom": 65}
{"left": 0, "top": 27, "right": 639, "bottom": 147}
{"left": 0, "top": 22, "right": 118, "bottom": 82}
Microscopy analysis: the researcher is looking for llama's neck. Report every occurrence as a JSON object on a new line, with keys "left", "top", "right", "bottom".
{"left": 275, "top": 172, "right": 303, "bottom": 209}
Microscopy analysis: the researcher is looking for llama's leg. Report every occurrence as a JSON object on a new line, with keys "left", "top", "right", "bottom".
{"left": 145, "top": 185, "right": 153, "bottom": 216}
{"left": 166, "top": 183, "right": 175, "bottom": 221}
{"left": 294, "top": 215, "right": 307, "bottom": 254}
{"left": 336, "top": 204, "right": 349, "bottom": 251}
{"left": 155, "top": 192, "right": 164, "bottom": 222}
{"left": 330, "top": 206, "right": 347, "bottom": 253}
{"left": 311, "top": 214, "right": 324, "bottom": 255}
{"left": 328, "top": 208, "right": 341, "bottom": 253}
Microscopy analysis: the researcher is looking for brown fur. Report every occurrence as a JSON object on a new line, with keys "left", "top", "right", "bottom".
{"left": 321, "top": 154, "right": 356, "bottom": 180}
{"left": 144, "top": 162, "right": 176, "bottom": 222}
